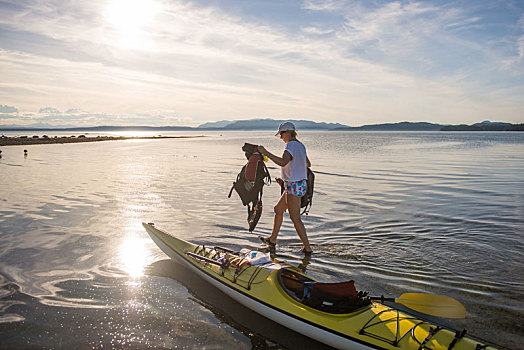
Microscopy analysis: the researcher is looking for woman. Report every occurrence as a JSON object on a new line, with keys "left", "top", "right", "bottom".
{"left": 257, "top": 122, "right": 313, "bottom": 254}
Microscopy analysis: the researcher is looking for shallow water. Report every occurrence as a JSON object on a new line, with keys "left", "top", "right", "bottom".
{"left": 0, "top": 131, "right": 523, "bottom": 349}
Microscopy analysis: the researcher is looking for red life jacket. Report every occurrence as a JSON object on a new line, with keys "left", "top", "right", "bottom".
{"left": 245, "top": 152, "right": 262, "bottom": 181}
{"left": 228, "top": 143, "right": 271, "bottom": 232}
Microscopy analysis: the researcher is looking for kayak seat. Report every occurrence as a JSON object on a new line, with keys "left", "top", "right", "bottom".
{"left": 278, "top": 269, "right": 371, "bottom": 314}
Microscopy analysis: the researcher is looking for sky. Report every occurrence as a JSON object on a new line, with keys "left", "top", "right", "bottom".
{"left": 0, "top": 0, "right": 523, "bottom": 127}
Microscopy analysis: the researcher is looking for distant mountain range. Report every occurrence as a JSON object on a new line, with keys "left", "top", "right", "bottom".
{"left": 197, "top": 118, "right": 347, "bottom": 130}
{"left": 334, "top": 120, "right": 523, "bottom": 131}
{"left": 440, "top": 121, "right": 522, "bottom": 131}
{"left": 334, "top": 121, "right": 444, "bottom": 131}
{"left": 1, "top": 119, "right": 522, "bottom": 132}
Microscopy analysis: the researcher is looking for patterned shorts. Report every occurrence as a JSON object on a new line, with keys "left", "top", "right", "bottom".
{"left": 285, "top": 179, "right": 307, "bottom": 197}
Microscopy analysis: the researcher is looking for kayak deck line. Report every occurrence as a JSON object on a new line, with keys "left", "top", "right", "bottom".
{"left": 185, "top": 251, "right": 222, "bottom": 265}
{"left": 143, "top": 222, "right": 497, "bottom": 350}
{"left": 358, "top": 308, "right": 423, "bottom": 347}
{"left": 187, "top": 245, "right": 274, "bottom": 290}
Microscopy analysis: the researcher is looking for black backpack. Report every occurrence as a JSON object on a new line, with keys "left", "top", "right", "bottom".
{"left": 277, "top": 167, "right": 315, "bottom": 215}
{"left": 301, "top": 168, "right": 315, "bottom": 215}
{"left": 228, "top": 143, "right": 271, "bottom": 232}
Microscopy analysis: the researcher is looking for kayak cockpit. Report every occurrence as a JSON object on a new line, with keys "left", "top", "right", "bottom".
{"left": 278, "top": 269, "right": 372, "bottom": 314}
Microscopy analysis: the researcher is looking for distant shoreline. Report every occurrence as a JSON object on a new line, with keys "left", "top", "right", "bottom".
{"left": 0, "top": 135, "right": 205, "bottom": 147}
{"left": 2, "top": 119, "right": 522, "bottom": 132}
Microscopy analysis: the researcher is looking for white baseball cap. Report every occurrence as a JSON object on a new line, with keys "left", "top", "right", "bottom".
{"left": 275, "top": 122, "right": 296, "bottom": 136}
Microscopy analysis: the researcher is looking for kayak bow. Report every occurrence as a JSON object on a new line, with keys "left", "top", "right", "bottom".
{"left": 143, "top": 222, "right": 495, "bottom": 350}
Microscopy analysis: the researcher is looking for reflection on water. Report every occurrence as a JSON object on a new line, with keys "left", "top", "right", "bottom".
{"left": 0, "top": 131, "right": 523, "bottom": 348}
{"left": 119, "top": 233, "right": 152, "bottom": 279}
{"left": 146, "top": 259, "right": 331, "bottom": 349}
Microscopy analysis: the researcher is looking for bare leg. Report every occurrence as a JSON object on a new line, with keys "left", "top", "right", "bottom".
{"left": 269, "top": 192, "right": 287, "bottom": 244}
{"left": 287, "top": 194, "right": 312, "bottom": 252}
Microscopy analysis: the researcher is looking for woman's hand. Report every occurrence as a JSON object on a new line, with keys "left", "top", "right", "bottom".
{"left": 257, "top": 146, "right": 268, "bottom": 156}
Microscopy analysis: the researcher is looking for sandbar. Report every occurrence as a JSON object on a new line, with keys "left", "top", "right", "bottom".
{"left": 0, "top": 135, "right": 204, "bottom": 146}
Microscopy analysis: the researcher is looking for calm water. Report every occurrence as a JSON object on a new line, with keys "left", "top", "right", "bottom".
{"left": 0, "top": 131, "right": 523, "bottom": 349}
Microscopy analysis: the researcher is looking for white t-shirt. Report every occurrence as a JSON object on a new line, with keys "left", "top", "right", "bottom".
{"left": 281, "top": 140, "right": 307, "bottom": 182}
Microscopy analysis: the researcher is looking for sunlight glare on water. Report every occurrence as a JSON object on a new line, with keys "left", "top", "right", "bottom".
{"left": 112, "top": 131, "right": 159, "bottom": 137}
{"left": 119, "top": 231, "right": 153, "bottom": 280}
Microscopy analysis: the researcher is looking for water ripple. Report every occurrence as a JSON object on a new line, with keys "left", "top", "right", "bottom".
{"left": 0, "top": 132, "right": 522, "bottom": 349}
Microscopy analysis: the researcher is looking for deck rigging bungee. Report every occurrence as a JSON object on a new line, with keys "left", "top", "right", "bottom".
{"left": 228, "top": 143, "right": 271, "bottom": 232}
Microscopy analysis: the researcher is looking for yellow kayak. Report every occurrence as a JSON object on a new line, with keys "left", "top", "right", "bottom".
{"left": 143, "top": 223, "right": 495, "bottom": 350}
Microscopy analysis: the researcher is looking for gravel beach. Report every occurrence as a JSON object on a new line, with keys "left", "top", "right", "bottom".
{"left": 0, "top": 135, "right": 204, "bottom": 146}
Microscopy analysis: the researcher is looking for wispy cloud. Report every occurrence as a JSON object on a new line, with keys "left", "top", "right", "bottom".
{"left": 0, "top": 104, "right": 18, "bottom": 113}
{"left": 512, "top": 14, "right": 524, "bottom": 64}
{"left": 301, "top": 25, "right": 335, "bottom": 35}
{"left": 302, "top": 0, "right": 346, "bottom": 12}
{"left": 0, "top": 104, "right": 191, "bottom": 127}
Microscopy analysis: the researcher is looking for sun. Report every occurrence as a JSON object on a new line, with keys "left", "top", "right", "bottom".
{"left": 104, "top": 0, "right": 161, "bottom": 49}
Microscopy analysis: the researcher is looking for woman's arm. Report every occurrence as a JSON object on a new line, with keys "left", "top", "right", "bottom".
{"left": 257, "top": 146, "right": 291, "bottom": 167}
{"left": 306, "top": 156, "right": 311, "bottom": 168}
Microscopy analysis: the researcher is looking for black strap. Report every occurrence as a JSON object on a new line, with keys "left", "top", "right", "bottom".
{"left": 448, "top": 329, "right": 467, "bottom": 350}
{"left": 301, "top": 201, "right": 311, "bottom": 215}
{"left": 418, "top": 327, "right": 442, "bottom": 350}
{"left": 228, "top": 183, "right": 235, "bottom": 198}
{"left": 261, "top": 160, "right": 271, "bottom": 185}
{"left": 227, "top": 171, "right": 242, "bottom": 198}
{"left": 301, "top": 168, "right": 314, "bottom": 215}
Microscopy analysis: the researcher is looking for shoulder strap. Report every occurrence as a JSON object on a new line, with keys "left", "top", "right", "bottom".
{"left": 228, "top": 167, "right": 244, "bottom": 198}
{"left": 261, "top": 159, "right": 271, "bottom": 185}
{"left": 228, "top": 185, "right": 234, "bottom": 198}
{"left": 301, "top": 168, "right": 314, "bottom": 215}
{"left": 301, "top": 202, "right": 312, "bottom": 215}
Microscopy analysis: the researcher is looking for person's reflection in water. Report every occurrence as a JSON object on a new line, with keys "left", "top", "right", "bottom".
{"left": 297, "top": 254, "right": 311, "bottom": 273}
{"left": 267, "top": 251, "right": 311, "bottom": 273}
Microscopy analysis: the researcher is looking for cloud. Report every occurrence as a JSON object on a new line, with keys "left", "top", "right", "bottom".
{"left": 0, "top": 113, "right": 20, "bottom": 119}
{"left": 0, "top": 104, "right": 193, "bottom": 127}
{"left": 513, "top": 15, "right": 524, "bottom": 63}
{"left": 39, "top": 107, "right": 61, "bottom": 114}
{"left": 302, "top": 0, "right": 346, "bottom": 12}
{"left": 332, "top": 1, "right": 486, "bottom": 68}
{"left": 301, "top": 26, "right": 335, "bottom": 35}
{"left": 338, "top": 2, "right": 440, "bottom": 44}
{"left": 0, "top": 104, "right": 18, "bottom": 113}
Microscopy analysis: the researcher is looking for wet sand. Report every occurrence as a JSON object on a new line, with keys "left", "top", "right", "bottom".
{"left": 0, "top": 135, "right": 204, "bottom": 146}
